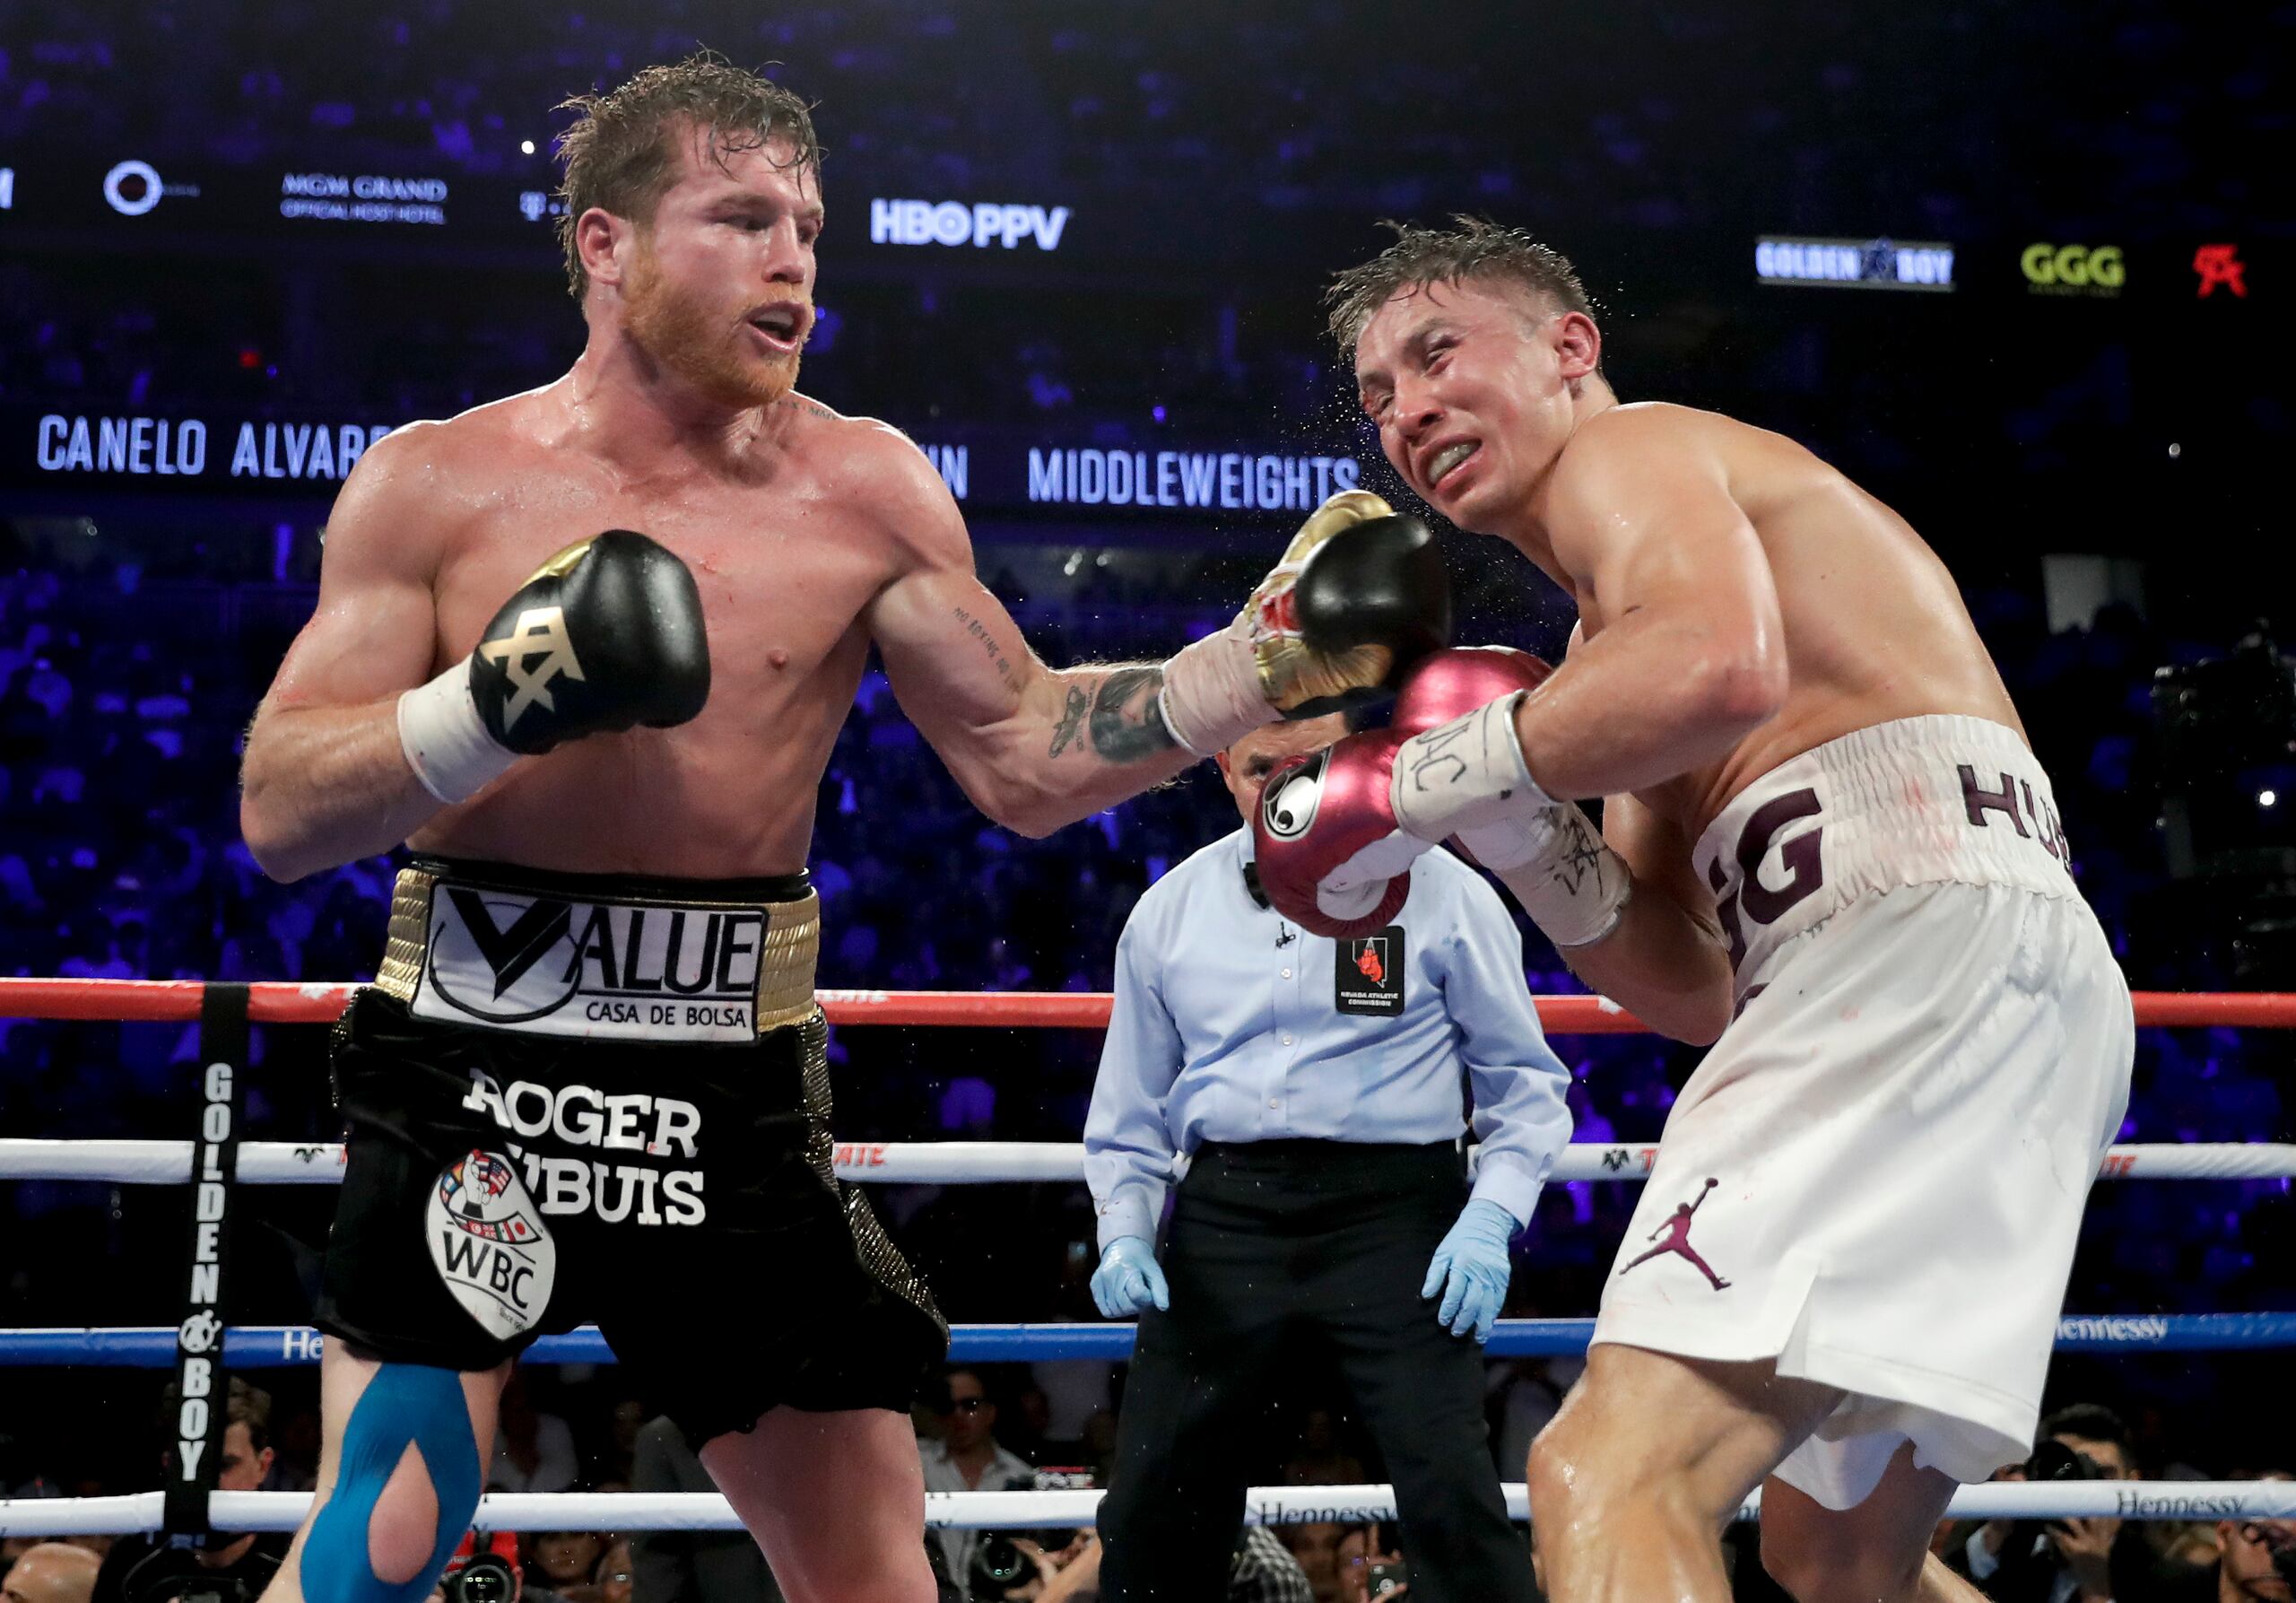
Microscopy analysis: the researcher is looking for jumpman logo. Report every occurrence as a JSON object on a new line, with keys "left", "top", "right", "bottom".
{"left": 1617, "top": 1177, "right": 1731, "bottom": 1291}
{"left": 478, "top": 606, "right": 587, "bottom": 730}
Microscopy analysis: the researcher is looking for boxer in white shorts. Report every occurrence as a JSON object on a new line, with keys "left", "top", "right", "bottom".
{"left": 1596, "top": 715, "right": 2130, "bottom": 1504}
{"left": 1272, "top": 222, "right": 2140, "bottom": 1602}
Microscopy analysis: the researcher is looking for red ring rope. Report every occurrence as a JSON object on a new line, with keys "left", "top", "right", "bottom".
{"left": 0, "top": 978, "right": 2291, "bottom": 1031}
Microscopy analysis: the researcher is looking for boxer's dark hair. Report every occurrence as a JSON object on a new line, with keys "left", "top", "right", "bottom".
{"left": 554, "top": 52, "right": 822, "bottom": 300}
{"left": 1326, "top": 216, "right": 1593, "bottom": 351}
{"left": 2038, "top": 1401, "right": 2134, "bottom": 1459}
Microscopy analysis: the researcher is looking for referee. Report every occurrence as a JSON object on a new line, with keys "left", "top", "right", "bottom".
{"left": 1087, "top": 713, "right": 1570, "bottom": 1603}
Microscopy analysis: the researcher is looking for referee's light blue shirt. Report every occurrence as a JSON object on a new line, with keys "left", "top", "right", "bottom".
{"left": 1084, "top": 827, "right": 1574, "bottom": 1250}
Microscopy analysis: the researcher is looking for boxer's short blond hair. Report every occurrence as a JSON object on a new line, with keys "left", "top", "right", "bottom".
{"left": 554, "top": 52, "right": 821, "bottom": 299}
{"left": 1326, "top": 215, "right": 1593, "bottom": 352}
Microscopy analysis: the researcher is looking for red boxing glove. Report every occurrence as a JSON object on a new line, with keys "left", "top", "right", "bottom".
{"left": 1251, "top": 729, "right": 1418, "bottom": 938}
{"left": 1390, "top": 647, "right": 1554, "bottom": 867}
{"left": 1386, "top": 646, "right": 1631, "bottom": 946}
{"left": 1391, "top": 646, "right": 1553, "bottom": 736}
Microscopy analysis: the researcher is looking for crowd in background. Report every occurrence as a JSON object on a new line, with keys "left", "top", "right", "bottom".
{"left": 2, "top": 0, "right": 2263, "bottom": 233}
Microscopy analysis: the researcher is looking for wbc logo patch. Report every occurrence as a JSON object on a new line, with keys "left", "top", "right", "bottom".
{"left": 1333, "top": 926, "right": 1405, "bottom": 1016}
{"left": 424, "top": 1149, "right": 557, "bottom": 1340}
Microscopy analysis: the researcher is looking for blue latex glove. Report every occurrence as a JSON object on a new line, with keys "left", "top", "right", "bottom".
{"left": 1091, "top": 1235, "right": 1170, "bottom": 1319}
{"left": 1421, "top": 1198, "right": 1517, "bottom": 1342}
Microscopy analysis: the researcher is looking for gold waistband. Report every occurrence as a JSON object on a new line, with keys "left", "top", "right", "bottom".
{"left": 372, "top": 863, "right": 822, "bottom": 1033}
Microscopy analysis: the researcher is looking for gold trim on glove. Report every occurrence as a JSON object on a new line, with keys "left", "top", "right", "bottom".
{"left": 1248, "top": 490, "right": 1398, "bottom": 710}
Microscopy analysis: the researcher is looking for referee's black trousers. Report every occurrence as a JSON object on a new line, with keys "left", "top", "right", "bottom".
{"left": 1098, "top": 1140, "right": 1536, "bottom": 1603}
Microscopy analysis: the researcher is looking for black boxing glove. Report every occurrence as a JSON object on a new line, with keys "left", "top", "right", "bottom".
{"left": 1156, "top": 491, "right": 1453, "bottom": 755}
{"left": 397, "top": 530, "right": 709, "bottom": 803}
{"left": 1283, "top": 506, "right": 1451, "bottom": 716}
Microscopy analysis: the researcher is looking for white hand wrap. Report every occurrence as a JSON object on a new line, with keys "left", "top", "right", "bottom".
{"left": 1390, "top": 691, "right": 1629, "bottom": 947}
{"left": 1465, "top": 804, "right": 1634, "bottom": 948}
{"left": 396, "top": 662, "right": 518, "bottom": 805}
{"left": 1322, "top": 827, "right": 1433, "bottom": 895}
{"left": 1156, "top": 623, "right": 1279, "bottom": 757}
{"left": 1388, "top": 691, "right": 1555, "bottom": 840}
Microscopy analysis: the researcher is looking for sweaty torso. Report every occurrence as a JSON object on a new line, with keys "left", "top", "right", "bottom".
{"left": 403, "top": 387, "right": 907, "bottom": 877}
{"left": 1556, "top": 403, "right": 2022, "bottom": 841}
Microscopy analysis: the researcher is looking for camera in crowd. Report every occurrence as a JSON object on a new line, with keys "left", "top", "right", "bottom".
{"left": 968, "top": 1469, "right": 1094, "bottom": 1600}
{"left": 1344, "top": 1521, "right": 1408, "bottom": 1603}
{"left": 2022, "top": 1438, "right": 2110, "bottom": 1485}
{"left": 968, "top": 1534, "right": 1039, "bottom": 1596}
{"left": 2011, "top": 1437, "right": 2113, "bottom": 1549}
{"left": 439, "top": 1531, "right": 522, "bottom": 1603}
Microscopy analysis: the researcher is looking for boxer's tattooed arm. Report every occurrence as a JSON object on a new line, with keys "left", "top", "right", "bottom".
{"left": 951, "top": 604, "right": 1019, "bottom": 687}
{"left": 1048, "top": 685, "right": 1090, "bottom": 757}
{"left": 1044, "top": 669, "right": 1175, "bottom": 762}
{"left": 1084, "top": 667, "right": 1178, "bottom": 762}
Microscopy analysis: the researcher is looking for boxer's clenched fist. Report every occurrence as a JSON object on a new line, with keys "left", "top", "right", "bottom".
{"left": 1388, "top": 647, "right": 1632, "bottom": 949}
{"left": 397, "top": 530, "right": 710, "bottom": 803}
{"left": 1254, "top": 646, "right": 1633, "bottom": 948}
{"left": 1245, "top": 489, "right": 1451, "bottom": 711}
{"left": 1155, "top": 491, "right": 1451, "bottom": 756}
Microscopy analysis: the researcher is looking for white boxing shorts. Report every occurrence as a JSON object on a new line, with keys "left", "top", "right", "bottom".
{"left": 1589, "top": 715, "right": 2134, "bottom": 1507}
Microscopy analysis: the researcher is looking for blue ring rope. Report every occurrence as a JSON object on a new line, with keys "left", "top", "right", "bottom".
{"left": 0, "top": 1313, "right": 2286, "bottom": 1367}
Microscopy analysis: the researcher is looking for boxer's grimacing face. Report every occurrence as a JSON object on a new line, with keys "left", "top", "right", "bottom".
{"left": 1354, "top": 280, "right": 1600, "bottom": 535}
{"left": 615, "top": 122, "right": 820, "bottom": 409}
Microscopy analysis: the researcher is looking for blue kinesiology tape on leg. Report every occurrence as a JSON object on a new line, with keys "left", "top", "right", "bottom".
{"left": 301, "top": 1365, "right": 483, "bottom": 1603}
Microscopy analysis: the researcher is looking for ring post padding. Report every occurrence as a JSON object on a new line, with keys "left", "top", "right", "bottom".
{"left": 162, "top": 982, "right": 248, "bottom": 1538}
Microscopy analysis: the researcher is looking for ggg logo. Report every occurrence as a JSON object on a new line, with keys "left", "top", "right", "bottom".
{"left": 2022, "top": 242, "right": 2124, "bottom": 296}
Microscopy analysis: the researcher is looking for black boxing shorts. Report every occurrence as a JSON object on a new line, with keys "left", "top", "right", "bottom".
{"left": 313, "top": 857, "right": 948, "bottom": 1443}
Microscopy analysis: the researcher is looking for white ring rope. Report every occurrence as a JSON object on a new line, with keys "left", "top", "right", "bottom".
{"left": 0, "top": 1481, "right": 2289, "bottom": 1537}
{"left": 4, "top": 1139, "right": 2292, "bottom": 1187}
